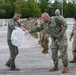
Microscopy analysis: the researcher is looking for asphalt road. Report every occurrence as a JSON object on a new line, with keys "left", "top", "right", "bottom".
{"left": 0, "top": 25, "right": 76, "bottom": 75}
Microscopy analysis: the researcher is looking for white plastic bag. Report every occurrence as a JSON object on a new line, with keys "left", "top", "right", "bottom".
{"left": 11, "top": 27, "right": 25, "bottom": 46}
{"left": 11, "top": 27, "right": 38, "bottom": 47}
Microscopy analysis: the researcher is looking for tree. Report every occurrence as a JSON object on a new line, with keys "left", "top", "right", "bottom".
{"left": 0, "top": 0, "right": 76, "bottom": 18}
{"left": 64, "top": 2, "right": 76, "bottom": 18}
{"left": 0, "top": 0, "right": 8, "bottom": 18}
{"left": 50, "top": 1, "right": 61, "bottom": 16}
{"left": 38, "top": 0, "right": 49, "bottom": 13}
{"left": 0, "top": 0, "right": 16, "bottom": 18}
{"left": 15, "top": 0, "right": 41, "bottom": 18}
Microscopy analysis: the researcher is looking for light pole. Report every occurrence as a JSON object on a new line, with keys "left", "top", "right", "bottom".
{"left": 62, "top": 0, "right": 63, "bottom": 16}
{"left": 55, "top": 0, "right": 63, "bottom": 16}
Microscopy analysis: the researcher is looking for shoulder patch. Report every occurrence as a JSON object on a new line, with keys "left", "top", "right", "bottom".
{"left": 9, "top": 21, "right": 14, "bottom": 26}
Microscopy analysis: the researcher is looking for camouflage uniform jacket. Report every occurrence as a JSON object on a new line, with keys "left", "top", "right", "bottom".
{"left": 30, "top": 16, "right": 68, "bottom": 39}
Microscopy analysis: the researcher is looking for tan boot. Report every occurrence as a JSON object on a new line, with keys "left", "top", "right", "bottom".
{"left": 42, "top": 50, "right": 45, "bottom": 53}
{"left": 49, "top": 66, "right": 59, "bottom": 71}
{"left": 11, "top": 68, "right": 20, "bottom": 71}
{"left": 61, "top": 66, "right": 69, "bottom": 73}
{"left": 69, "top": 59, "right": 76, "bottom": 63}
{"left": 42, "top": 47, "right": 48, "bottom": 54}
{"left": 43, "top": 51, "right": 48, "bottom": 54}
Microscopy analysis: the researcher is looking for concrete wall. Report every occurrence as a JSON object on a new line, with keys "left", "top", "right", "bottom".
{"left": 65, "top": 18, "right": 74, "bottom": 25}
{"left": 0, "top": 18, "right": 75, "bottom": 26}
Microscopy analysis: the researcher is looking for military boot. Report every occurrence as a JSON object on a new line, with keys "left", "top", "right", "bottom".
{"left": 61, "top": 66, "right": 69, "bottom": 73}
{"left": 11, "top": 68, "right": 20, "bottom": 71}
{"left": 42, "top": 50, "right": 45, "bottom": 53}
{"left": 49, "top": 65, "right": 59, "bottom": 71}
{"left": 69, "top": 59, "right": 76, "bottom": 63}
{"left": 43, "top": 50, "right": 48, "bottom": 54}
{"left": 69, "top": 50, "right": 76, "bottom": 63}
{"left": 42, "top": 47, "right": 48, "bottom": 54}
{"left": 5, "top": 64, "right": 10, "bottom": 68}
{"left": 42, "top": 47, "right": 45, "bottom": 53}
{"left": 69, "top": 58, "right": 76, "bottom": 63}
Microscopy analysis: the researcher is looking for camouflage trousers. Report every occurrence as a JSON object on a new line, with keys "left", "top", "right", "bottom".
{"left": 51, "top": 35, "right": 68, "bottom": 66}
{"left": 41, "top": 35, "right": 49, "bottom": 49}
{"left": 39, "top": 32, "right": 49, "bottom": 49}
{"left": 72, "top": 37, "right": 76, "bottom": 59}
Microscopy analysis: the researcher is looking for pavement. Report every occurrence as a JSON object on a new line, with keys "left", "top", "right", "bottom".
{"left": 0, "top": 25, "right": 76, "bottom": 75}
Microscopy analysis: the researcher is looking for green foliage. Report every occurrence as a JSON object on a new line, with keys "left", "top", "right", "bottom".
{"left": 50, "top": 1, "right": 76, "bottom": 18}
{"left": 38, "top": 0, "right": 49, "bottom": 13}
{"left": 0, "top": 0, "right": 76, "bottom": 18}
{"left": 15, "top": 0, "right": 41, "bottom": 18}
{"left": 0, "top": 0, "right": 15, "bottom": 18}
{"left": 0, "top": 0, "right": 6, "bottom": 18}
{"left": 64, "top": 2, "right": 76, "bottom": 18}
{"left": 50, "top": 1, "right": 61, "bottom": 16}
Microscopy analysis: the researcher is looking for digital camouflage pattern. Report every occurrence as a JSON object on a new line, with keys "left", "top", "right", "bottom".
{"left": 30, "top": 16, "right": 68, "bottom": 66}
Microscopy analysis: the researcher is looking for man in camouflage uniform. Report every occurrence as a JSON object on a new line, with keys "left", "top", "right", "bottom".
{"left": 23, "top": 18, "right": 38, "bottom": 38}
{"left": 6, "top": 11, "right": 26, "bottom": 71}
{"left": 69, "top": 15, "right": 76, "bottom": 63}
{"left": 29, "top": 13, "right": 69, "bottom": 73}
{"left": 30, "top": 18, "right": 38, "bottom": 38}
{"left": 55, "top": 9, "right": 65, "bottom": 58}
{"left": 40, "top": 30, "right": 49, "bottom": 54}
{"left": 22, "top": 19, "right": 30, "bottom": 30}
{"left": 38, "top": 18, "right": 49, "bottom": 54}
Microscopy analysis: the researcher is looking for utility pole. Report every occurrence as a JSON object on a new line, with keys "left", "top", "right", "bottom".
{"left": 55, "top": 0, "right": 63, "bottom": 16}
{"left": 62, "top": 0, "right": 63, "bottom": 16}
